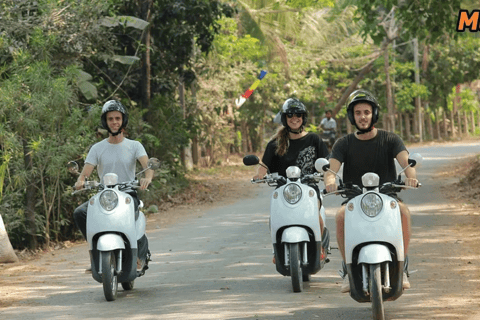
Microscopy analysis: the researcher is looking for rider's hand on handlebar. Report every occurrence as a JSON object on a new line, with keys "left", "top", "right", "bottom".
{"left": 325, "top": 183, "right": 338, "bottom": 193}
{"left": 139, "top": 177, "right": 152, "bottom": 190}
{"left": 74, "top": 180, "right": 85, "bottom": 190}
{"left": 404, "top": 178, "right": 419, "bottom": 188}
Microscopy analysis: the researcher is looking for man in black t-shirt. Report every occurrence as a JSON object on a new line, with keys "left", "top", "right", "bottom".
{"left": 324, "top": 90, "right": 418, "bottom": 293}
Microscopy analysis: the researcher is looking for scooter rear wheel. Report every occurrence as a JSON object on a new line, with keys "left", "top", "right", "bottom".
{"left": 369, "top": 263, "right": 385, "bottom": 320}
{"left": 101, "top": 251, "right": 118, "bottom": 301}
{"left": 121, "top": 281, "right": 135, "bottom": 290}
{"left": 289, "top": 243, "right": 303, "bottom": 292}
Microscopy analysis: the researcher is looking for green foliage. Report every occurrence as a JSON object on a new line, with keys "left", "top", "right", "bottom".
{"left": 285, "top": 0, "right": 335, "bottom": 8}
{"left": 0, "top": 57, "right": 99, "bottom": 248}
{"left": 304, "top": 124, "right": 319, "bottom": 133}
{"left": 447, "top": 87, "right": 479, "bottom": 112}
{"left": 355, "top": 0, "right": 463, "bottom": 45}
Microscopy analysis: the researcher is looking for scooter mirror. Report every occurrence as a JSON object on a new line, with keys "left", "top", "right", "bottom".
{"left": 67, "top": 161, "right": 79, "bottom": 175}
{"left": 243, "top": 155, "right": 260, "bottom": 166}
{"left": 147, "top": 158, "right": 161, "bottom": 170}
{"left": 315, "top": 158, "right": 330, "bottom": 173}
{"left": 408, "top": 153, "right": 423, "bottom": 168}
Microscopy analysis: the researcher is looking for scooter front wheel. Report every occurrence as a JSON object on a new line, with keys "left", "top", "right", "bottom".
{"left": 369, "top": 263, "right": 385, "bottom": 320}
{"left": 101, "top": 251, "right": 118, "bottom": 301}
{"left": 289, "top": 243, "right": 303, "bottom": 292}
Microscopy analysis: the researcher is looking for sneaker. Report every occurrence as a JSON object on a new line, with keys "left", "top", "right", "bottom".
{"left": 341, "top": 276, "right": 350, "bottom": 293}
{"left": 85, "top": 266, "right": 92, "bottom": 274}
{"left": 137, "top": 258, "right": 145, "bottom": 271}
{"left": 402, "top": 272, "right": 411, "bottom": 289}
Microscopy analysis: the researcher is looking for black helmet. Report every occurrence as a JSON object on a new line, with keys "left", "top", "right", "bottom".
{"left": 346, "top": 89, "right": 379, "bottom": 131}
{"left": 280, "top": 98, "right": 308, "bottom": 133}
{"left": 101, "top": 100, "right": 128, "bottom": 136}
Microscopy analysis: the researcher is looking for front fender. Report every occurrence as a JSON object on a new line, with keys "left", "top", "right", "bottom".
{"left": 97, "top": 234, "right": 125, "bottom": 251}
{"left": 281, "top": 227, "right": 309, "bottom": 243}
{"left": 358, "top": 244, "right": 392, "bottom": 264}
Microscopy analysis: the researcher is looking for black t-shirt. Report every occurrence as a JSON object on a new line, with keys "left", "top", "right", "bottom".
{"left": 330, "top": 130, "right": 407, "bottom": 187}
{"left": 262, "top": 132, "right": 329, "bottom": 178}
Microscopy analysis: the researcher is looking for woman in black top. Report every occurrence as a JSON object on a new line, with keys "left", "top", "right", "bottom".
{"left": 254, "top": 98, "right": 329, "bottom": 179}
{"left": 253, "top": 98, "right": 329, "bottom": 264}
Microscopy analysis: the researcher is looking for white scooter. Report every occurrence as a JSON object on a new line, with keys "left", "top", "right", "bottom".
{"left": 317, "top": 153, "right": 422, "bottom": 320}
{"left": 68, "top": 158, "right": 160, "bottom": 301}
{"left": 243, "top": 155, "right": 330, "bottom": 293}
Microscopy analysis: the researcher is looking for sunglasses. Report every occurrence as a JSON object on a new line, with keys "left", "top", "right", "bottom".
{"left": 286, "top": 113, "right": 303, "bottom": 118}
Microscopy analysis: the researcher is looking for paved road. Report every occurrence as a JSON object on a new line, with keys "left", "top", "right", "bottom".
{"left": 1, "top": 141, "right": 480, "bottom": 320}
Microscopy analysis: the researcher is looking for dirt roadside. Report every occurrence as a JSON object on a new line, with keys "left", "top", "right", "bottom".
{"left": 1, "top": 143, "right": 480, "bottom": 317}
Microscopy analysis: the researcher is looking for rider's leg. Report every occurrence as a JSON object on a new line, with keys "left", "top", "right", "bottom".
{"left": 73, "top": 201, "right": 88, "bottom": 239}
{"left": 398, "top": 202, "right": 412, "bottom": 289}
{"left": 318, "top": 199, "right": 324, "bottom": 236}
{"left": 129, "top": 192, "right": 149, "bottom": 268}
{"left": 398, "top": 202, "right": 412, "bottom": 255}
{"left": 336, "top": 205, "right": 350, "bottom": 292}
{"left": 335, "top": 205, "right": 347, "bottom": 261}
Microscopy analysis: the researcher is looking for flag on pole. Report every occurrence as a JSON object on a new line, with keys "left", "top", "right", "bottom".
{"left": 235, "top": 70, "right": 268, "bottom": 107}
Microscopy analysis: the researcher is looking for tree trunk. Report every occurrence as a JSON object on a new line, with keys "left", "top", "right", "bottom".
{"left": 427, "top": 111, "right": 433, "bottom": 140}
{"left": 346, "top": 121, "right": 352, "bottom": 134}
{"left": 384, "top": 45, "right": 395, "bottom": 132}
{"left": 0, "top": 215, "right": 18, "bottom": 263}
{"left": 178, "top": 80, "right": 193, "bottom": 170}
{"left": 435, "top": 109, "right": 441, "bottom": 140}
{"left": 413, "top": 111, "right": 418, "bottom": 138}
{"left": 477, "top": 110, "right": 480, "bottom": 130}
{"left": 450, "top": 110, "right": 456, "bottom": 138}
{"left": 140, "top": 0, "right": 152, "bottom": 110}
{"left": 405, "top": 113, "right": 411, "bottom": 142}
{"left": 463, "top": 111, "right": 469, "bottom": 135}
{"left": 191, "top": 81, "right": 199, "bottom": 165}
{"left": 22, "top": 138, "right": 37, "bottom": 250}
{"left": 442, "top": 110, "right": 448, "bottom": 138}
{"left": 413, "top": 38, "right": 422, "bottom": 142}
{"left": 398, "top": 113, "right": 404, "bottom": 139}
{"left": 471, "top": 110, "right": 476, "bottom": 134}
{"left": 457, "top": 111, "right": 462, "bottom": 136}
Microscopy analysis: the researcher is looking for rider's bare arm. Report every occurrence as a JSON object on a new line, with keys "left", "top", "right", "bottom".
{"left": 396, "top": 150, "right": 418, "bottom": 187}
{"left": 253, "top": 165, "right": 267, "bottom": 180}
{"left": 75, "top": 163, "right": 95, "bottom": 190}
{"left": 324, "top": 158, "right": 341, "bottom": 192}
{"left": 138, "top": 155, "right": 154, "bottom": 190}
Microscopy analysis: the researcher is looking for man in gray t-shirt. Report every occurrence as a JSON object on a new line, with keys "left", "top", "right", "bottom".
{"left": 73, "top": 100, "right": 154, "bottom": 272}
{"left": 85, "top": 138, "right": 148, "bottom": 184}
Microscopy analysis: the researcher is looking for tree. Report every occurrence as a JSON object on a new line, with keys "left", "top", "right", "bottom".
{"left": 0, "top": 215, "right": 18, "bottom": 263}
{"left": 354, "top": 0, "right": 463, "bottom": 137}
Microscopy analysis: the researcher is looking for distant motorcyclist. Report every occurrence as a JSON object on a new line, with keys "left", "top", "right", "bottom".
{"left": 323, "top": 90, "right": 418, "bottom": 292}
{"left": 254, "top": 98, "right": 329, "bottom": 262}
{"left": 319, "top": 110, "right": 336, "bottom": 144}
{"left": 73, "top": 100, "right": 154, "bottom": 272}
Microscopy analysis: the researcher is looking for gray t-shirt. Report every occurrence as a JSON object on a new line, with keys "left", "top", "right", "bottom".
{"left": 85, "top": 138, "right": 147, "bottom": 184}
{"left": 320, "top": 117, "right": 337, "bottom": 131}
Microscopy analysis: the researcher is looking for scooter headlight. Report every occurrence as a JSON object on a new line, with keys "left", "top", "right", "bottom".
{"left": 283, "top": 183, "right": 302, "bottom": 204}
{"left": 361, "top": 193, "right": 383, "bottom": 217}
{"left": 99, "top": 190, "right": 118, "bottom": 211}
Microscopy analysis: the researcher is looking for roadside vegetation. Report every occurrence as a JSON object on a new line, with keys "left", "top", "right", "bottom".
{"left": 1, "top": 0, "right": 480, "bottom": 255}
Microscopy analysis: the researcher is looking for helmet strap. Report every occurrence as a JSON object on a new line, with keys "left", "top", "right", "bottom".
{"left": 356, "top": 125, "right": 374, "bottom": 135}
{"left": 108, "top": 126, "right": 124, "bottom": 136}
{"left": 287, "top": 125, "right": 304, "bottom": 134}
